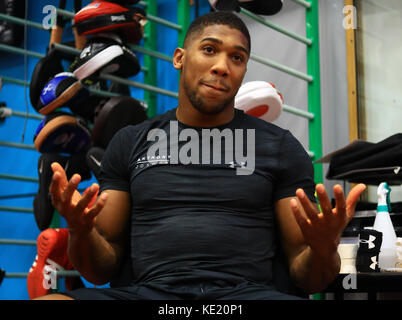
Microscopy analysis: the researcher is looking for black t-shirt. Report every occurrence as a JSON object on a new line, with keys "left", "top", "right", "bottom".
{"left": 100, "top": 108, "right": 315, "bottom": 286}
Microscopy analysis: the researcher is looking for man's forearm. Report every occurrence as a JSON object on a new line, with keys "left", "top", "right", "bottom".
{"left": 68, "top": 227, "right": 122, "bottom": 285}
{"left": 290, "top": 246, "right": 341, "bottom": 294}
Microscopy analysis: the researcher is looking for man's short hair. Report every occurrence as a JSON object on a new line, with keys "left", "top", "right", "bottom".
{"left": 183, "top": 11, "right": 251, "bottom": 53}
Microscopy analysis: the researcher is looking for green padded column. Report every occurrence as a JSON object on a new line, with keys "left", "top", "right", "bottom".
{"left": 305, "top": 0, "right": 323, "bottom": 184}
{"left": 306, "top": 0, "right": 325, "bottom": 301}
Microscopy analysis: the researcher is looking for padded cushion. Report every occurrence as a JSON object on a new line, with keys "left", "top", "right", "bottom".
{"left": 33, "top": 152, "right": 91, "bottom": 231}
{"left": 37, "top": 72, "right": 89, "bottom": 115}
{"left": 68, "top": 79, "right": 132, "bottom": 122}
{"left": 100, "top": 44, "right": 141, "bottom": 78}
{"left": 75, "top": 1, "right": 130, "bottom": 20}
{"left": 30, "top": 48, "right": 64, "bottom": 111}
{"left": 234, "top": 81, "right": 283, "bottom": 122}
{"left": 69, "top": 94, "right": 103, "bottom": 123}
{"left": 74, "top": 1, "right": 145, "bottom": 44}
{"left": 33, "top": 111, "right": 91, "bottom": 154}
{"left": 86, "top": 146, "right": 104, "bottom": 182}
{"left": 92, "top": 96, "right": 147, "bottom": 149}
{"left": 71, "top": 36, "right": 141, "bottom": 81}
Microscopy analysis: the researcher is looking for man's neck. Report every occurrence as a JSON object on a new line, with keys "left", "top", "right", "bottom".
{"left": 176, "top": 105, "right": 235, "bottom": 128}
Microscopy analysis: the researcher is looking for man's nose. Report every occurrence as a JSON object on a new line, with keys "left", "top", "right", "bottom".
{"left": 211, "top": 55, "right": 230, "bottom": 77}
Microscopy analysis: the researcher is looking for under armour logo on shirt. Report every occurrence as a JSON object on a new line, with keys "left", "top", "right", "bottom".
{"left": 360, "top": 235, "right": 377, "bottom": 249}
{"left": 370, "top": 256, "right": 378, "bottom": 270}
{"left": 228, "top": 161, "right": 247, "bottom": 169}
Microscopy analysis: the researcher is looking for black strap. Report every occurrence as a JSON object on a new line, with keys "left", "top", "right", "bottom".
{"left": 55, "top": 0, "right": 67, "bottom": 27}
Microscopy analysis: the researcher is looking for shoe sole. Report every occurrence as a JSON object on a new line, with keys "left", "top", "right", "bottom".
{"left": 73, "top": 45, "right": 124, "bottom": 80}
{"left": 27, "top": 229, "right": 68, "bottom": 299}
{"left": 38, "top": 81, "right": 83, "bottom": 115}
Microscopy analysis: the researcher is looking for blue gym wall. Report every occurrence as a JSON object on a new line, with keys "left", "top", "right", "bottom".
{"left": 0, "top": 0, "right": 211, "bottom": 300}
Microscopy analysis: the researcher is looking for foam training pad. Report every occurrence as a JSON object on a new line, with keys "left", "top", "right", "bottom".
{"left": 234, "top": 81, "right": 283, "bottom": 122}
{"left": 106, "top": 44, "right": 140, "bottom": 78}
{"left": 71, "top": 35, "right": 141, "bottom": 81}
{"left": 108, "top": 80, "right": 131, "bottom": 96}
{"left": 86, "top": 146, "right": 105, "bottom": 183}
{"left": 33, "top": 152, "right": 92, "bottom": 231}
{"left": 33, "top": 111, "right": 91, "bottom": 154}
{"left": 74, "top": 1, "right": 146, "bottom": 44}
{"left": 67, "top": 78, "right": 109, "bottom": 122}
{"left": 37, "top": 72, "right": 89, "bottom": 115}
{"left": 30, "top": 48, "right": 64, "bottom": 110}
{"left": 69, "top": 79, "right": 131, "bottom": 122}
{"left": 68, "top": 94, "right": 103, "bottom": 123}
{"left": 92, "top": 96, "right": 148, "bottom": 149}
{"left": 33, "top": 153, "right": 63, "bottom": 231}
{"left": 98, "top": 42, "right": 141, "bottom": 78}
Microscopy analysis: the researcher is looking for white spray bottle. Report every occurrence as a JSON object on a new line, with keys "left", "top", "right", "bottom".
{"left": 373, "top": 182, "right": 397, "bottom": 269}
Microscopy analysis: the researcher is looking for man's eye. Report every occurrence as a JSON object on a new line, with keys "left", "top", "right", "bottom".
{"left": 233, "top": 54, "right": 244, "bottom": 62}
{"left": 203, "top": 46, "right": 215, "bottom": 54}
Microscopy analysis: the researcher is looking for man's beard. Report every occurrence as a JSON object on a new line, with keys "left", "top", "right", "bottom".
{"left": 184, "top": 81, "right": 234, "bottom": 115}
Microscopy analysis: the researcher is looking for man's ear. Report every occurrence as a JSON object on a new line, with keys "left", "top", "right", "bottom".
{"left": 173, "top": 48, "right": 185, "bottom": 70}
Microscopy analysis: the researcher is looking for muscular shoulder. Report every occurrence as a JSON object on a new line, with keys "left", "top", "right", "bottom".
{"left": 240, "top": 112, "right": 300, "bottom": 156}
{"left": 128, "top": 108, "right": 176, "bottom": 132}
{"left": 107, "top": 109, "right": 174, "bottom": 147}
{"left": 241, "top": 112, "right": 290, "bottom": 138}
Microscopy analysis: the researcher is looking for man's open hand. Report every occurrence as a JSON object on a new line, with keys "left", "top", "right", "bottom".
{"left": 290, "top": 183, "right": 366, "bottom": 258}
{"left": 49, "top": 162, "right": 108, "bottom": 234}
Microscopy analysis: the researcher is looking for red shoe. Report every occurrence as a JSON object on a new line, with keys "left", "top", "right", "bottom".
{"left": 27, "top": 228, "right": 76, "bottom": 299}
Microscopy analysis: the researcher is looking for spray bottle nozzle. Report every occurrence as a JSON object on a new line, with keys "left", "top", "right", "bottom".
{"left": 377, "top": 182, "right": 392, "bottom": 212}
